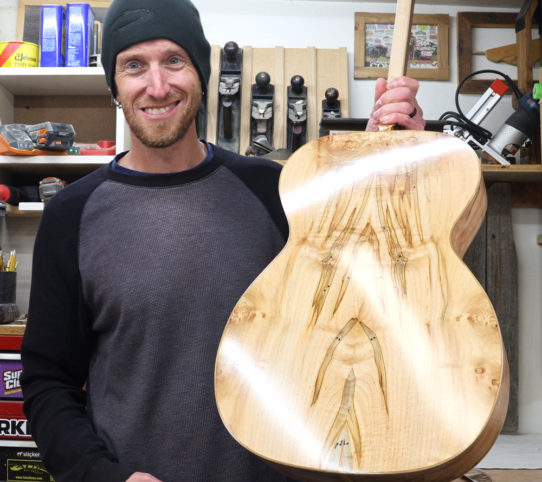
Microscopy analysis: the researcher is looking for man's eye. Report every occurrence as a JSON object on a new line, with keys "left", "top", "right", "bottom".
{"left": 169, "top": 57, "right": 185, "bottom": 66}
{"left": 126, "top": 61, "right": 141, "bottom": 70}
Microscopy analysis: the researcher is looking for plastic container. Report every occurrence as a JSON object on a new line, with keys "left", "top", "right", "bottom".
{"left": 0, "top": 272, "right": 19, "bottom": 323}
{"left": 0, "top": 41, "right": 39, "bottom": 67}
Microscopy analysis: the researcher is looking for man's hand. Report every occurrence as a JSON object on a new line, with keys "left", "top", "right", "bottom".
{"left": 365, "top": 76, "right": 425, "bottom": 131}
{"left": 126, "top": 473, "right": 163, "bottom": 482}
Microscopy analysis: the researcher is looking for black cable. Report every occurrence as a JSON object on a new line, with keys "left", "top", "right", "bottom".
{"left": 439, "top": 69, "right": 523, "bottom": 144}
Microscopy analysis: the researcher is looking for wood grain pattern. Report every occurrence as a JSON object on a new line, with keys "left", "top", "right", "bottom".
{"left": 215, "top": 131, "right": 509, "bottom": 481}
{"left": 486, "top": 183, "right": 518, "bottom": 433}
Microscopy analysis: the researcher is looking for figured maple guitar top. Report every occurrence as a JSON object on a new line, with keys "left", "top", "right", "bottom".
{"left": 215, "top": 131, "right": 508, "bottom": 481}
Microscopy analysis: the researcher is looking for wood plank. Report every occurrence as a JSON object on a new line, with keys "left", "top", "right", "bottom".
{"left": 463, "top": 217, "right": 487, "bottom": 291}
{"left": 316, "top": 47, "right": 349, "bottom": 118}
{"left": 486, "top": 182, "right": 518, "bottom": 433}
{"left": 205, "top": 45, "right": 221, "bottom": 145}
{"left": 515, "top": 0, "right": 537, "bottom": 93}
{"left": 482, "top": 165, "right": 542, "bottom": 183}
{"left": 0, "top": 322, "right": 26, "bottom": 335}
{"left": 454, "top": 470, "right": 542, "bottom": 482}
{"left": 14, "top": 95, "right": 115, "bottom": 144}
{"left": 239, "top": 46, "right": 253, "bottom": 155}
{"left": 511, "top": 182, "right": 542, "bottom": 208}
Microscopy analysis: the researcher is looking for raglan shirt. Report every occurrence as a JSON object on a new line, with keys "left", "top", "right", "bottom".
{"left": 20, "top": 145, "right": 292, "bottom": 482}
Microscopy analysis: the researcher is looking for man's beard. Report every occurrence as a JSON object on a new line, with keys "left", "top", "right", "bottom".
{"left": 123, "top": 89, "right": 203, "bottom": 148}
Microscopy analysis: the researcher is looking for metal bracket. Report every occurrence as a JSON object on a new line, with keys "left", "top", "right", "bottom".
{"left": 246, "top": 72, "right": 274, "bottom": 155}
{"left": 216, "top": 41, "right": 243, "bottom": 152}
{"left": 286, "top": 75, "right": 308, "bottom": 153}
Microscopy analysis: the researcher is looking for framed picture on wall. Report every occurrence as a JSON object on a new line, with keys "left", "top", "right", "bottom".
{"left": 354, "top": 12, "right": 450, "bottom": 80}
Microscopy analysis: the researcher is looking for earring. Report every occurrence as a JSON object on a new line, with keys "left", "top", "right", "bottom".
{"left": 113, "top": 98, "right": 122, "bottom": 109}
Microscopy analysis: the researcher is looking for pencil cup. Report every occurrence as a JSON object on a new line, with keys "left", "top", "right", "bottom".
{"left": 0, "top": 271, "right": 20, "bottom": 324}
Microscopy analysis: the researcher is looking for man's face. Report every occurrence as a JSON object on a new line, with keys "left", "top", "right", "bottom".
{"left": 114, "top": 39, "right": 202, "bottom": 148}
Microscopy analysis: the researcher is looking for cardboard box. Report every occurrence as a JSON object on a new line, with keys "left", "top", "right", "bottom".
{"left": 0, "top": 337, "right": 52, "bottom": 481}
{"left": 65, "top": 3, "right": 95, "bottom": 67}
{"left": 0, "top": 336, "right": 23, "bottom": 402}
{"left": 0, "top": 356, "right": 23, "bottom": 401}
{"left": 0, "top": 402, "right": 32, "bottom": 443}
{"left": 39, "top": 5, "right": 64, "bottom": 67}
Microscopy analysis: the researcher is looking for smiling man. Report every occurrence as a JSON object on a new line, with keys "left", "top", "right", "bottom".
{"left": 20, "top": 1, "right": 424, "bottom": 481}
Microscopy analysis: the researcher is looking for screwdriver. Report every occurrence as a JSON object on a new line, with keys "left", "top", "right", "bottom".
{"left": 0, "top": 185, "right": 27, "bottom": 206}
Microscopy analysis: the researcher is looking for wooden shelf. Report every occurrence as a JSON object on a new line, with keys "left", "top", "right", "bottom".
{"left": 333, "top": 0, "right": 524, "bottom": 6}
{"left": 0, "top": 322, "right": 26, "bottom": 336}
{"left": 6, "top": 203, "right": 43, "bottom": 217}
{"left": 482, "top": 164, "right": 542, "bottom": 182}
{"left": 0, "top": 155, "right": 109, "bottom": 178}
{"left": 0, "top": 67, "right": 108, "bottom": 96}
{"left": 0, "top": 155, "right": 109, "bottom": 167}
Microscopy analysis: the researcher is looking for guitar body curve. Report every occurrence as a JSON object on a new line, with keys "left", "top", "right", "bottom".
{"left": 215, "top": 131, "right": 509, "bottom": 481}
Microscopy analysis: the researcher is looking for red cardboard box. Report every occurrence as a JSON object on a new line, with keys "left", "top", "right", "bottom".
{"left": 0, "top": 335, "right": 54, "bottom": 481}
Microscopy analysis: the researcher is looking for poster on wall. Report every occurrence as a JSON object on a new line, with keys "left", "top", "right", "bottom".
{"left": 354, "top": 12, "right": 450, "bottom": 80}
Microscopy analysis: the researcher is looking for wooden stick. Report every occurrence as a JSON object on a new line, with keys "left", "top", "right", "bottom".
{"left": 379, "top": 0, "right": 415, "bottom": 131}
{"left": 387, "top": 0, "right": 415, "bottom": 81}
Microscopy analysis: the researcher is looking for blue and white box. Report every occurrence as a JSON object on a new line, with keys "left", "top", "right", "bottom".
{"left": 65, "top": 3, "right": 95, "bottom": 67}
{"left": 39, "top": 5, "right": 64, "bottom": 67}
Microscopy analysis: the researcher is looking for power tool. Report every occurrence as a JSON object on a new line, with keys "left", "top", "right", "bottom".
{"left": 0, "top": 122, "right": 75, "bottom": 155}
{"left": 441, "top": 69, "right": 540, "bottom": 165}
{"left": 39, "top": 177, "right": 66, "bottom": 204}
{"left": 0, "top": 185, "right": 27, "bottom": 206}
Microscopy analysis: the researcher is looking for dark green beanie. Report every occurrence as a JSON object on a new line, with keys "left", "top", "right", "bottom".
{"left": 101, "top": 0, "right": 211, "bottom": 98}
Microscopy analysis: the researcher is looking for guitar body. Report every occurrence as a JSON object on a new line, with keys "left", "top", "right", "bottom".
{"left": 215, "top": 131, "right": 509, "bottom": 481}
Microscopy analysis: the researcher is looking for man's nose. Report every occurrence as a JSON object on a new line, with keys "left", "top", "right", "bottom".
{"left": 145, "top": 66, "right": 171, "bottom": 98}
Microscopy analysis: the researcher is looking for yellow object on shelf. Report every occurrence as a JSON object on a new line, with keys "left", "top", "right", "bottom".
{"left": 0, "top": 41, "right": 38, "bottom": 67}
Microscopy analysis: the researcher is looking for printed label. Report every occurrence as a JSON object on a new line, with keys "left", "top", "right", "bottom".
{"left": 6, "top": 459, "right": 53, "bottom": 481}
{"left": 0, "top": 360, "right": 23, "bottom": 400}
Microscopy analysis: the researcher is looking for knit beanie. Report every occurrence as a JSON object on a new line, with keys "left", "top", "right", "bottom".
{"left": 101, "top": 0, "right": 211, "bottom": 98}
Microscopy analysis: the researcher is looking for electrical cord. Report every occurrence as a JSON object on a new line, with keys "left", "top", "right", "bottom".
{"left": 439, "top": 69, "right": 523, "bottom": 144}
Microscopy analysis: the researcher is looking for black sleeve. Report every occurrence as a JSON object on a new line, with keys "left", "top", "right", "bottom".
{"left": 20, "top": 173, "right": 133, "bottom": 482}
{"left": 215, "top": 145, "right": 289, "bottom": 241}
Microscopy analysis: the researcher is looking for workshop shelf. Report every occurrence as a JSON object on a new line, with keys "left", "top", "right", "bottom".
{"left": 482, "top": 164, "right": 542, "bottom": 182}
{"left": 0, "top": 67, "right": 108, "bottom": 96}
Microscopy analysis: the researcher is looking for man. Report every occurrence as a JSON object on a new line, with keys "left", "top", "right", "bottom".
{"left": 20, "top": 0, "right": 425, "bottom": 481}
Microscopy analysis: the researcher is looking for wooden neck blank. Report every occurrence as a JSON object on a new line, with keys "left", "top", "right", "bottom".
{"left": 387, "top": 0, "right": 415, "bottom": 81}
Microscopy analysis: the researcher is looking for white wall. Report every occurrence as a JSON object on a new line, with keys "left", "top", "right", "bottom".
{"left": 196, "top": 0, "right": 536, "bottom": 132}
{"left": 1, "top": 0, "right": 540, "bottom": 435}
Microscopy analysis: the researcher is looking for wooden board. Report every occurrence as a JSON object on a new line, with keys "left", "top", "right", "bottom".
{"left": 0, "top": 322, "right": 26, "bottom": 336}
{"left": 455, "top": 470, "right": 542, "bottom": 482}
{"left": 486, "top": 183, "right": 518, "bottom": 433}
{"left": 463, "top": 182, "right": 519, "bottom": 433}
{"left": 14, "top": 95, "right": 116, "bottom": 144}
{"left": 463, "top": 217, "right": 487, "bottom": 291}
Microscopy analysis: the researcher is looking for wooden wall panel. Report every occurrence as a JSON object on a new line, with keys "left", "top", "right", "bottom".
{"left": 464, "top": 182, "right": 519, "bottom": 433}
{"left": 207, "top": 45, "right": 349, "bottom": 155}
